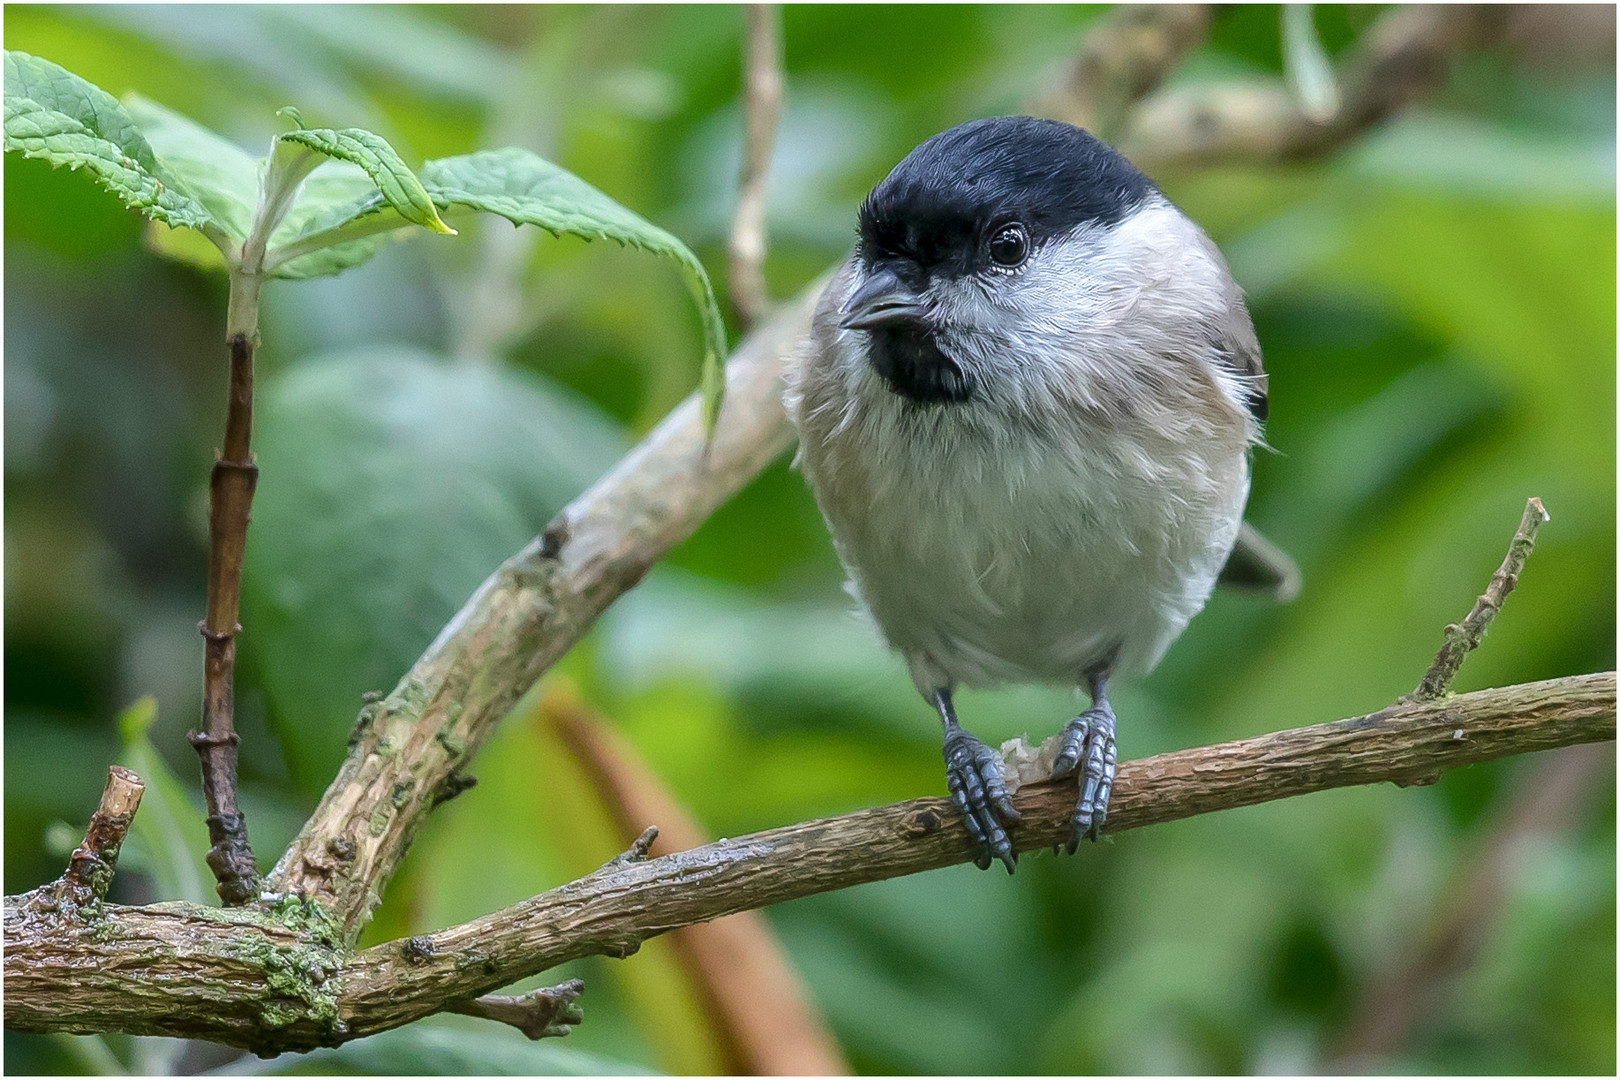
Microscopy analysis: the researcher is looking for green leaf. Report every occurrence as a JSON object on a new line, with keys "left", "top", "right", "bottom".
{"left": 3, "top": 50, "right": 214, "bottom": 231}
{"left": 275, "top": 124, "right": 455, "bottom": 235}
{"left": 241, "top": 349, "right": 625, "bottom": 792}
{"left": 124, "top": 92, "right": 258, "bottom": 241}
{"left": 419, "top": 149, "right": 727, "bottom": 432}
{"left": 264, "top": 146, "right": 729, "bottom": 428}
{"left": 114, "top": 697, "right": 213, "bottom": 906}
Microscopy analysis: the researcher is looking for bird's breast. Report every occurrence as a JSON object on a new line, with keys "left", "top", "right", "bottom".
{"left": 797, "top": 362, "right": 1249, "bottom": 684}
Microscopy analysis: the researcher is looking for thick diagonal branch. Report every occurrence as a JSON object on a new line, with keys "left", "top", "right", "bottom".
{"left": 6, "top": 673, "right": 1611, "bottom": 1053}
{"left": 266, "top": 285, "right": 821, "bottom": 937}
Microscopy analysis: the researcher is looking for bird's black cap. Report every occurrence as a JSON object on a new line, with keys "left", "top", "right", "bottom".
{"left": 858, "top": 116, "right": 1154, "bottom": 275}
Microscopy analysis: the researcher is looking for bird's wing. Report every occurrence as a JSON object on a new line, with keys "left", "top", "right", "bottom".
{"left": 1200, "top": 232, "right": 1269, "bottom": 422}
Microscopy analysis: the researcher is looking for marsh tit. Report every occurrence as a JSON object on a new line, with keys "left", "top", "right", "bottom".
{"left": 787, "top": 116, "right": 1293, "bottom": 871}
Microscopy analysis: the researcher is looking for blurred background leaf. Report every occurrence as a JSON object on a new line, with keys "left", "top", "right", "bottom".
{"left": 5, "top": 4, "right": 1613, "bottom": 1076}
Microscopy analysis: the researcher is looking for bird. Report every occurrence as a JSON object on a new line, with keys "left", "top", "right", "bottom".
{"left": 786, "top": 115, "right": 1293, "bottom": 872}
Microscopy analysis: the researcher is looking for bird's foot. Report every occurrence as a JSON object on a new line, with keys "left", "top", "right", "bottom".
{"left": 1050, "top": 702, "right": 1117, "bottom": 852}
{"left": 942, "top": 729, "right": 1020, "bottom": 873}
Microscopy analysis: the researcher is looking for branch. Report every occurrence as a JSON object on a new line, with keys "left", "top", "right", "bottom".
{"left": 1410, "top": 497, "right": 1549, "bottom": 702}
{"left": 265, "top": 282, "right": 821, "bottom": 940}
{"left": 5, "top": 673, "right": 1611, "bottom": 1053}
{"left": 727, "top": 3, "right": 784, "bottom": 328}
{"left": 544, "top": 688, "right": 851, "bottom": 1075}
{"left": 1120, "top": 4, "right": 1512, "bottom": 171}
{"left": 1034, "top": 3, "right": 1214, "bottom": 140}
{"left": 192, "top": 326, "right": 263, "bottom": 906}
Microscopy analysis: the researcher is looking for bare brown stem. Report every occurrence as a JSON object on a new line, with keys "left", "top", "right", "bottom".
{"left": 1410, "top": 497, "right": 1550, "bottom": 702}
{"left": 727, "top": 3, "right": 783, "bottom": 328}
{"left": 192, "top": 331, "right": 262, "bottom": 906}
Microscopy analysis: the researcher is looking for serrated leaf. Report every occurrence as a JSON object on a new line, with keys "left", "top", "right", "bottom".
{"left": 124, "top": 93, "right": 258, "bottom": 241}
{"left": 114, "top": 697, "right": 213, "bottom": 906}
{"left": 241, "top": 348, "right": 625, "bottom": 792}
{"left": 418, "top": 148, "right": 728, "bottom": 433}
{"left": 262, "top": 145, "right": 729, "bottom": 424}
{"left": 3, "top": 49, "right": 215, "bottom": 231}
{"left": 276, "top": 125, "right": 454, "bottom": 234}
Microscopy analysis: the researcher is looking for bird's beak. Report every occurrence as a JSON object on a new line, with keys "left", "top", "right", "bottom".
{"left": 839, "top": 267, "right": 928, "bottom": 331}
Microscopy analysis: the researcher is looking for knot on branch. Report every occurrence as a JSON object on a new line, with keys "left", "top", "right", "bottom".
{"left": 602, "top": 826, "right": 659, "bottom": 871}
{"left": 203, "top": 812, "right": 261, "bottom": 906}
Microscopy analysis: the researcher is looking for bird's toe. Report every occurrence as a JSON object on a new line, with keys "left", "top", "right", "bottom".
{"left": 944, "top": 732, "right": 1020, "bottom": 873}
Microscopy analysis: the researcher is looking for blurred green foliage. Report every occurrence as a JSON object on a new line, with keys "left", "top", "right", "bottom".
{"left": 4, "top": 4, "right": 1614, "bottom": 1076}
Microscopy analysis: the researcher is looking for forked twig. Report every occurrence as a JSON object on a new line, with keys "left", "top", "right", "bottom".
{"left": 1409, "top": 498, "right": 1550, "bottom": 703}
{"left": 727, "top": 3, "right": 783, "bottom": 327}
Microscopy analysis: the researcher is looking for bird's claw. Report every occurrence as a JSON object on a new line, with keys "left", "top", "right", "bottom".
{"left": 943, "top": 731, "right": 1020, "bottom": 873}
{"left": 1051, "top": 704, "right": 1116, "bottom": 852}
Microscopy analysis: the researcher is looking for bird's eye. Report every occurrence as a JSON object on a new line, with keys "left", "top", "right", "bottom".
{"left": 989, "top": 223, "right": 1029, "bottom": 267}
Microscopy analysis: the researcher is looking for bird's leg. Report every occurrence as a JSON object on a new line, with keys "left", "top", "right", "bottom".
{"left": 1051, "top": 667, "right": 1117, "bottom": 852}
{"left": 934, "top": 688, "right": 1020, "bottom": 873}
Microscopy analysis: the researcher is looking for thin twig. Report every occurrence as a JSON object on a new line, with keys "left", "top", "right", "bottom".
{"left": 604, "top": 826, "right": 661, "bottom": 871}
{"left": 1035, "top": 3, "right": 1214, "bottom": 140}
{"left": 192, "top": 331, "right": 262, "bottom": 906}
{"left": 726, "top": 3, "right": 783, "bottom": 328}
{"left": 1122, "top": 4, "right": 1511, "bottom": 171}
{"left": 1410, "top": 498, "right": 1550, "bottom": 703}
{"left": 59, "top": 766, "right": 146, "bottom": 908}
{"left": 448, "top": 979, "right": 585, "bottom": 1040}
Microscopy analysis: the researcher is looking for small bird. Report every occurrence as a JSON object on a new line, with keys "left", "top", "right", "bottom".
{"left": 787, "top": 116, "right": 1292, "bottom": 871}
